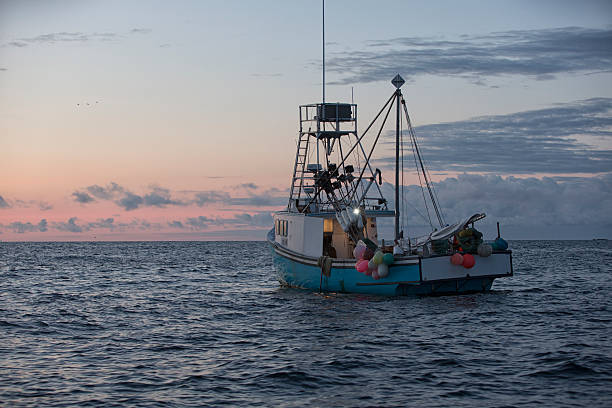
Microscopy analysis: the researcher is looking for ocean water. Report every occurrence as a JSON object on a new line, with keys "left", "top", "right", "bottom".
{"left": 0, "top": 240, "right": 611, "bottom": 407}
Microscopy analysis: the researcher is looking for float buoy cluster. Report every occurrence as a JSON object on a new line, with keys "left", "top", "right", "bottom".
{"left": 450, "top": 252, "right": 476, "bottom": 269}
{"left": 354, "top": 240, "right": 394, "bottom": 280}
{"left": 450, "top": 226, "right": 501, "bottom": 269}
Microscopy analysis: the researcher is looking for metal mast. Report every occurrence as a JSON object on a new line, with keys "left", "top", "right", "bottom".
{"left": 322, "top": 0, "right": 325, "bottom": 106}
{"left": 392, "top": 74, "right": 405, "bottom": 241}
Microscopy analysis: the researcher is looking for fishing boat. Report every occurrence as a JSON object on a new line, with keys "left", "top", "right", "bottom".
{"left": 267, "top": 73, "right": 513, "bottom": 296}
{"left": 267, "top": 2, "right": 512, "bottom": 295}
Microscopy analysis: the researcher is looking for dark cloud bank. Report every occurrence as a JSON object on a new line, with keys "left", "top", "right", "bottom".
{"left": 378, "top": 173, "right": 612, "bottom": 239}
{"left": 380, "top": 97, "right": 612, "bottom": 174}
{"left": 72, "top": 182, "right": 285, "bottom": 211}
{"left": 4, "top": 173, "right": 610, "bottom": 239}
{"left": 5, "top": 28, "right": 152, "bottom": 48}
{"left": 167, "top": 212, "right": 273, "bottom": 231}
{"left": 327, "top": 27, "right": 612, "bottom": 84}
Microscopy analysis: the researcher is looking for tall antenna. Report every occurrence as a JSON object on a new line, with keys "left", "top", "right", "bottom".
{"left": 322, "top": 0, "right": 325, "bottom": 105}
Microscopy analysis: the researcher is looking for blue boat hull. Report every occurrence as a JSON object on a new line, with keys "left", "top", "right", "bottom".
{"left": 268, "top": 236, "right": 510, "bottom": 296}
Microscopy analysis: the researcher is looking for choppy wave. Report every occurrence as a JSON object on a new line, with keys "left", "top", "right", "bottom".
{"left": 0, "top": 240, "right": 611, "bottom": 407}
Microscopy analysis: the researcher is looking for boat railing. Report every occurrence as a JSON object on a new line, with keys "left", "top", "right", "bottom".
{"left": 299, "top": 103, "right": 358, "bottom": 136}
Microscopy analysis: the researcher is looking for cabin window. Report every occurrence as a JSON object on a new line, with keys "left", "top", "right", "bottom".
{"left": 324, "top": 218, "right": 333, "bottom": 233}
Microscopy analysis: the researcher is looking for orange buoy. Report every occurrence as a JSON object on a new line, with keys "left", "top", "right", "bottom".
{"left": 450, "top": 253, "right": 463, "bottom": 265}
{"left": 462, "top": 253, "right": 475, "bottom": 269}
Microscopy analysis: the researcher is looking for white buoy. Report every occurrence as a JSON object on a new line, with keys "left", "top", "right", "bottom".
{"left": 377, "top": 263, "right": 389, "bottom": 278}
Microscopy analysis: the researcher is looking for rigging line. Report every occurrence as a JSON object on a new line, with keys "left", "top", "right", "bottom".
{"left": 349, "top": 94, "right": 396, "bottom": 204}
{"left": 299, "top": 91, "right": 396, "bottom": 213}
{"left": 333, "top": 143, "right": 354, "bottom": 206}
{"left": 420, "top": 151, "right": 445, "bottom": 225}
{"left": 401, "top": 97, "right": 444, "bottom": 227}
{"left": 331, "top": 91, "right": 395, "bottom": 174}
{"left": 381, "top": 174, "right": 431, "bottom": 225}
{"left": 405, "top": 117, "right": 443, "bottom": 227}
{"left": 412, "top": 125, "right": 444, "bottom": 227}
{"left": 353, "top": 134, "right": 363, "bottom": 207}
{"left": 353, "top": 132, "right": 386, "bottom": 207}
{"left": 402, "top": 106, "right": 445, "bottom": 226}
{"left": 337, "top": 136, "right": 351, "bottom": 203}
{"left": 400, "top": 100, "right": 432, "bottom": 228}
{"left": 410, "top": 124, "right": 433, "bottom": 228}
{"left": 409, "top": 123, "right": 439, "bottom": 227}
{"left": 400, "top": 107, "right": 406, "bottom": 237}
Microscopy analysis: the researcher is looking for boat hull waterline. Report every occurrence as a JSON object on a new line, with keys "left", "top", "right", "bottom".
{"left": 268, "top": 232, "right": 513, "bottom": 296}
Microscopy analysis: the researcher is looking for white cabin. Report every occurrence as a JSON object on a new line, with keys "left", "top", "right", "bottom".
{"left": 273, "top": 211, "right": 393, "bottom": 259}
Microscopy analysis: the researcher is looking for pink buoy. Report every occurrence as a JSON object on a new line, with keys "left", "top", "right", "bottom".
{"left": 450, "top": 253, "right": 464, "bottom": 265}
{"left": 356, "top": 259, "right": 369, "bottom": 273}
{"left": 353, "top": 245, "right": 366, "bottom": 260}
{"left": 462, "top": 253, "right": 475, "bottom": 269}
{"left": 371, "top": 270, "right": 380, "bottom": 280}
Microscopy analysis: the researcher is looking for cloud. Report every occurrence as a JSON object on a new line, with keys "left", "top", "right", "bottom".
{"left": 72, "top": 191, "right": 95, "bottom": 204}
{"left": 53, "top": 217, "right": 84, "bottom": 233}
{"left": 228, "top": 212, "right": 274, "bottom": 227}
{"left": 6, "top": 32, "right": 118, "bottom": 47}
{"left": 37, "top": 217, "right": 115, "bottom": 233}
{"left": 377, "top": 97, "right": 612, "bottom": 174}
{"left": 0, "top": 196, "right": 53, "bottom": 210}
{"left": 75, "top": 182, "right": 186, "bottom": 211}
{"left": 183, "top": 216, "right": 212, "bottom": 230}
{"left": 228, "top": 184, "right": 287, "bottom": 207}
{"left": 0, "top": 217, "right": 164, "bottom": 234}
{"left": 130, "top": 28, "right": 152, "bottom": 34}
{"left": 168, "top": 220, "right": 184, "bottom": 229}
{"left": 175, "top": 212, "right": 274, "bottom": 230}
{"left": 326, "top": 27, "right": 612, "bottom": 84}
{"left": 6, "top": 219, "right": 48, "bottom": 233}
{"left": 86, "top": 182, "right": 125, "bottom": 200}
{"left": 0, "top": 195, "right": 10, "bottom": 209}
{"left": 143, "top": 187, "right": 186, "bottom": 207}
{"left": 38, "top": 202, "right": 53, "bottom": 211}
{"left": 116, "top": 191, "right": 143, "bottom": 211}
{"left": 87, "top": 218, "right": 114, "bottom": 229}
{"left": 251, "top": 73, "right": 283, "bottom": 78}
{"left": 236, "top": 183, "right": 259, "bottom": 190}
{"left": 193, "top": 191, "right": 230, "bottom": 206}
{"left": 5, "top": 28, "right": 151, "bottom": 48}
{"left": 228, "top": 193, "right": 286, "bottom": 207}
{"left": 72, "top": 183, "right": 284, "bottom": 211}
{"left": 381, "top": 174, "right": 612, "bottom": 236}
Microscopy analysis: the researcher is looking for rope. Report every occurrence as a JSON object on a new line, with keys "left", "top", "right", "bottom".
{"left": 401, "top": 97, "right": 444, "bottom": 228}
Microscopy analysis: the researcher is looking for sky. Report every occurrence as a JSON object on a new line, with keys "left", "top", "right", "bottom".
{"left": 1, "top": 0, "right": 611, "bottom": 241}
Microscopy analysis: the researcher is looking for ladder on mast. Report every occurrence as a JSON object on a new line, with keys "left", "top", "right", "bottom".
{"left": 288, "top": 131, "right": 310, "bottom": 208}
